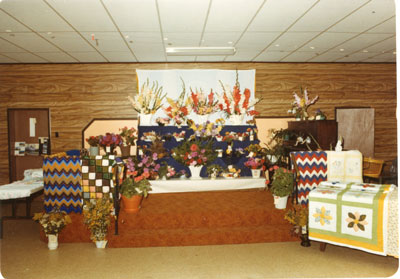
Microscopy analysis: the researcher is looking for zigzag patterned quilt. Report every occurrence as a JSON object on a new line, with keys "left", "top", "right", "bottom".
{"left": 43, "top": 156, "right": 82, "bottom": 213}
{"left": 308, "top": 181, "right": 395, "bottom": 255}
{"left": 291, "top": 151, "right": 328, "bottom": 207}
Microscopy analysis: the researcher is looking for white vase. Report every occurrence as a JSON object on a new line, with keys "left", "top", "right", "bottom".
{"left": 189, "top": 165, "right": 203, "bottom": 179}
{"left": 47, "top": 234, "right": 58, "bottom": 250}
{"left": 273, "top": 195, "right": 289, "bottom": 210}
{"left": 196, "top": 114, "right": 209, "bottom": 124}
{"left": 89, "top": 146, "right": 99, "bottom": 156}
{"left": 229, "top": 114, "right": 244, "bottom": 125}
{"left": 251, "top": 169, "right": 261, "bottom": 178}
{"left": 139, "top": 113, "right": 153, "bottom": 126}
{"left": 95, "top": 240, "right": 108, "bottom": 248}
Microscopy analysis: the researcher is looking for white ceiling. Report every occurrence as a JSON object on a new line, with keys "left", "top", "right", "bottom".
{"left": 0, "top": 0, "right": 396, "bottom": 63}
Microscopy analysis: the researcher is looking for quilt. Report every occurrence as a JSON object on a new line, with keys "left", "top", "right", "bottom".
{"left": 326, "top": 150, "right": 363, "bottom": 183}
{"left": 308, "top": 181, "right": 395, "bottom": 255}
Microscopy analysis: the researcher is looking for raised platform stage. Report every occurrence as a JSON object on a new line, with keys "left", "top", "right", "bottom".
{"left": 40, "top": 189, "right": 299, "bottom": 247}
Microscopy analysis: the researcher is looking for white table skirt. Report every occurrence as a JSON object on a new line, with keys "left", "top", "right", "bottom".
{"left": 0, "top": 179, "right": 43, "bottom": 200}
{"left": 149, "top": 177, "right": 266, "bottom": 193}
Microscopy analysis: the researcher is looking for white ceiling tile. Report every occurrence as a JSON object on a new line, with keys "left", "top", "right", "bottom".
{"left": 132, "top": 43, "right": 165, "bottom": 62}
{"left": 363, "top": 52, "right": 396, "bottom": 62}
{"left": 0, "top": 54, "right": 18, "bottom": 63}
{"left": 206, "top": 0, "right": 264, "bottom": 32}
{"left": 164, "top": 32, "right": 201, "bottom": 46}
{"left": 297, "top": 32, "right": 356, "bottom": 52}
{"left": 38, "top": 32, "right": 93, "bottom": 52}
{"left": 123, "top": 32, "right": 162, "bottom": 44}
{"left": 35, "top": 52, "right": 78, "bottom": 63}
{"left": 253, "top": 51, "right": 291, "bottom": 62}
{"left": 1, "top": 0, "right": 74, "bottom": 32}
{"left": 281, "top": 51, "right": 319, "bottom": 62}
{"left": 201, "top": 32, "right": 241, "bottom": 46}
{"left": 195, "top": 56, "right": 226, "bottom": 62}
{"left": 166, "top": 56, "right": 196, "bottom": 62}
{"left": 268, "top": 32, "right": 319, "bottom": 51}
{"left": 329, "top": 0, "right": 395, "bottom": 33}
{"left": 248, "top": 0, "right": 318, "bottom": 32}
{"left": 335, "top": 52, "right": 373, "bottom": 62}
{"left": 158, "top": 0, "right": 209, "bottom": 32}
{"left": 101, "top": 51, "right": 137, "bottom": 62}
{"left": 365, "top": 36, "right": 396, "bottom": 53}
{"left": 0, "top": 10, "right": 30, "bottom": 32}
{"left": 336, "top": 33, "right": 394, "bottom": 52}
{"left": 236, "top": 32, "right": 280, "bottom": 49}
{"left": 0, "top": 38, "right": 25, "bottom": 52}
{"left": 102, "top": 0, "right": 159, "bottom": 32}
{"left": 4, "top": 52, "right": 48, "bottom": 63}
{"left": 366, "top": 17, "right": 396, "bottom": 34}
{"left": 81, "top": 32, "right": 129, "bottom": 52}
{"left": 225, "top": 49, "right": 259, "bottom": 61}
{"left": 68, "top": 51, "right": 107, "bottom": 62}
{"left": 46, "top": 0, "right": 117, "bottom": 31}
{"left": 308, "top": 51, "right": 350, "bottom": 62}
{"left": 290, "top": 0, "right": 369, "bottom": 32}
{"left": 0, "top": 32, "right": 59, "bottom": 52}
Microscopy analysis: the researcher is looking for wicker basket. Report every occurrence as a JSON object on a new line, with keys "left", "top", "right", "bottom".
{"left": 363, "top": 157, "right": 384, "bottom": 179}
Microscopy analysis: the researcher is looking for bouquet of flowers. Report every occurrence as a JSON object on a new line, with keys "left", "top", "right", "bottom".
{"left": 189, "top": 121, "right": 222, "bottom": 139}
{"left": 83, "top": 198, "right": 113, "bottom": 242}
{"left": 33, "top": 207, "right": 72, "bottom": 235}
{"left": 158, "top": 164, "right": 177, "bottom": 180}
{"left": 172, "top": 139, "right": 216, "bottom": 167}
{"left": 244, "top": 157, "right": 265, "bottom": 170}
{"left": 288, "top": 87, "right": 318, "bottom": 120}
{"left": 164, "top": 82, "right": 190, "bottom": 127}
{"left": 284, "top": 203, "right": 309, "bottom": 236}
{"left": 218, "top": 75, "right": 260, "bottom": 117}
{"left": 141, "top": 131, "right": 158, "bottom": 142}
{"left": 99, "top": 133, "right": 123, "bottom": 150}
{"left": 173, "top": 131, "right": 186, "bottom": 141}
{"left": 86, "top": 136, "right": 100, "bottom": 147}
{"left": 187, "top": 88, "right": 219, "bottom": 115}
{"left": 119, "top": 126, "right": 137, "bottom": 146}
{"left": 156, "top": 117, "right": 170, "bottom": 126}
{"left": 125, "top": 154, "right": 161, "bottom": 181}
{"left": 223, "top": 132, "right": 237, "bottom": 144}
{"left": 128, "top": 79, "right": 166, "bottom": 114}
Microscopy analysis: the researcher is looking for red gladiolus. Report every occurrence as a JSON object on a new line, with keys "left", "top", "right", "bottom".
{"left": 243, "top": 88, "right": 250, "bottom": 109}
{"left": 208, "top": 90, "right": 214, "bottom": 104}
{"left": 191, "top": 91, "right": 199, "bottom": 107}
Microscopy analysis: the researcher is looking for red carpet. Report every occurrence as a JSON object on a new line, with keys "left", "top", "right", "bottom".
{"left": 40, "top": 189, "right": 299, "bottom": 247}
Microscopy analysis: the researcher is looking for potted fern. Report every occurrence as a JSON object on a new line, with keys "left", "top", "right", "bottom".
{"left": 268, "top": 166, "right": 294, "bottom": 209}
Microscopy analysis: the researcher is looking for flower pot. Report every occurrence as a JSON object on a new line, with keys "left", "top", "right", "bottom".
{"left": 89, "top": 146, "right": 99, "bottom": 156}
{"left": 95, "top": 240, "right": 108, "bottom": 248}
{"left": 47, "top": 234, "right": 58, "bottom": 250}
{"left": 273, "top": 195, "right": 289, "bottom": 209}
{"left": 120, "top": 145, "right": 131, "bottom": 157}
{"left": 189, "top": 165, "right": 203, "bottom": 179}
{"left": 121, "top": 195, "right": 143, "bottom": 213}
{"left": 139, "top": 113, "right": 153, "bottom": 126}
{"left": 229, "top": 114, "right": 244, "bottom": 125}
{"left": 251, "top": 169, "right": 262, "bottom": 178}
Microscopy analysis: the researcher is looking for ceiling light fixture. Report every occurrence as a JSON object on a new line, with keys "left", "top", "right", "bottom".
{"left": 310, "top": 46, "right": 315, "bottom": 49}
{"left": 339, "top": 48, "right": 344, "bottom": 52}
{"left": 166, "top": 46, "right": 236, "bottom": 56}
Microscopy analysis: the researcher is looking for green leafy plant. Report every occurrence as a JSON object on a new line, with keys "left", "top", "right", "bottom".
{"left": 119, "top": 126, "right": 137, "bottom": 146}
{"left": 120, "top": 177, "right": 152, "bottom": 198}
{"left": 284, "top": 203, "right": 309, "bottom": 236}
{"left": 83, "top": 197, "right": 113, "bottom": 242}
{"left": 268, "top": 166, "right": 294, "bottom": 197}
{"left": 206, "top": 164, "right": 225, "bottom": 178}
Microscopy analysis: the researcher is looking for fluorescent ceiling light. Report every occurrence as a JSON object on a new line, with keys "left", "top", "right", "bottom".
{"left": 166, "top": 47, "right": 236, "bottom": 56}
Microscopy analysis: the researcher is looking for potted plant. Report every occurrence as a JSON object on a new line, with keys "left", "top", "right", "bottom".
{"left": 268, "top": 165, "right": 294, "bottom": 209}
{"left": 284, "top": 203, "right": 310, "bottom": 247}
{"left": 119, "top": 126, "right": 137, "bottom": 157}
{"left": 244, "top": 157, "right": 265, "bottom": 178}
{"left": 120, "top": 176, "right": 152, "bottom": 213}
{"left": 206, "top": 164, "right": 225, "bottom": 179}
{"left": 99, "top": 133, "right": 122, "bottom": 154}
{"left": 85, "top": 135, "right": 100, "bottom": 156}
{"left": 158, "top": 164, "right": 176, "bottom": 180}
{"left": 33, "top": 207, "right": 72, "bottom": 250}
{"left": 83, "top": 197, "right": 113, "bottom": 248}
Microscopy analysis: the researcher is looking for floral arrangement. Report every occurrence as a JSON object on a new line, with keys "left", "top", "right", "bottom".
{"left": 99, "top": 133, "right": 123, "bottom": 149}
{"left": 244, "top": 157, "right": 265, "bottom": 170}
{"left": 236, "top": 132, "right": 248, "bottom": 141}
{"left": 245, "top": 143, "right": 264, "bottom": 157}
{"left": 187, "top": 88, "right": 219, "bottom": 115}
{"left": 128, "top": 79, "right": 166, "bottom": 114}
{"left": 125, "top": 154, "right": 161, "bottom": 181}
{"left": 284, "top": 203, "right": 309, "bottom": 236}
{"left": 173, "top": 131, "right": 186, "bottom": 141}
{"left": 215, "top": 118, "right": 226, "bottom": 126}
{"left": 158, "top": 164, "right": 177, "bottom": 180}
{"left": 141, "top": 131, "right": 158, "bottom": 142}
{"left": 267, "top": 166, "right": 294, "bottom": 197}
{"left": 120, "top": 176, "right": 152, "bottom": 198}
{"left": 215, "top": 134, "right": 223, "bottom": 141}
{"left": 142, "top": 138, "right": 167, "bottom": 159}
{"left": 222, "top": 165, "right": 241, "bottom": 178}
{"left": 156, "top": 117, "right": 170, "bottom": 126}
{"left": 223, "top": 132, "right": 237, "bottom": 143}
{"left": 33, "top": 207, "right": 72, "bottom": 235}
{"left": 119, "top": 126, "right": 137, "bottom": 146}
{"left": 164, "top": 83, "right": 189, "bottom": 126}
{"left": 189, "top": 121, "right": 222, "bottom": 139}
{"left": 288, "top": 87, "right": 318, "bottom": 120}
{"left": 172, "top": 139, "right": 216, "bottom": 167}
{"left": 218, "top": 75, "right": 260, "bottom": 116}
{"left": 83, "top": 197, "right": 113, "bottom": 242}
{"left": 206, "top": 164, "right": 225, "bottom": 178}
{"left": 315, "top": 109, "right": 326, "bottom": 120}
{"left": 86, "top": 136, "right": 101, "bottom": 147}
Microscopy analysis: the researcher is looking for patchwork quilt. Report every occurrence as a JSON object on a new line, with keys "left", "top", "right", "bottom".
{"left": 308, "top": 181, "right": 395, "bottom": 255}
{"left": 43, "top": 156, "right": 82, "bottom": 213}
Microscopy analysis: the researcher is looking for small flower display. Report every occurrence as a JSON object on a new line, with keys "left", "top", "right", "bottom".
{"left": 288, "top": 87, "right": 318, "bottom": 120}
{"left": 99, "top": 133, "right": 123, "bottom": 152}
{"left": 33, "top": 207, "right": 72, "bottom": 235}
{"left": 315, "top": 109, "right": 326, "bottom": 120}
{"left": 83, "top": 197, "right": 113, "bottom": 242}
{"left": 125, "top": 154, "right": 161, "bottom": 181}
{"left": 223, "top": 132, "right": 237, "bottom": 143}
{"left": 127, "top": 79, "right": 166, "bottom": 114}
{"left": 244, "top": 157, "right": 265, "bottom": 170}
{"left": 172, "top": 139, "right": 216, "bottom": 167}
{"left": 158, "top": 164, "right": 177, "bottom": 180}
{"left": 141, "top": 131, "right": 158, "bottom": 142}
{"left": 86, "top": 136, "right": 101, "bottom": 147}
{"left": 268, "top": 166, "right": 294, "bottom": 197}
{"left": 173, "top": 131, "right": 186, "bottom": 141}
{"left": 189, "top": 121, "right": 222, "bottom": 139}
{"left": 156, "top": 117, "right": 170, "bottom": 126}
{"left": 164, "top": 85, "right": 189, "bottom": 127}
{"left": 187, "top": 88, "right": 219, "bottom": 115}
{"left": 119, "top": 126, "right": 137, "bottom": 146}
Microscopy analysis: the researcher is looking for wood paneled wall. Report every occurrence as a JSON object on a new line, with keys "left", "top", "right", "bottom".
{"left": 0, "top": 63, "right": 396, "bottom": 184}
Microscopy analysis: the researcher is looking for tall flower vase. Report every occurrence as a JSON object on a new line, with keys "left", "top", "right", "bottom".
{"left": 95, "top": 240, "right": 108, "bottom": 248}
{"left": 140, "top": 113, "right": 153, "bottom": 126}
{"left": 189, "top": 165, "right": 203, "bottom": 179}
{"left": 196, "top": 114, "right": 209, "bottom": 124}
{"left": 47, "top": 234, "right": 58, "bottom": 250}
{"left": 120, "top": 145, "right": 131, "bottom": 157}
{"left": 229, "top": 114, "right": 244, "bottom": 125}
{"left": 89, "top": 146, "right": 99, "bottom": 156}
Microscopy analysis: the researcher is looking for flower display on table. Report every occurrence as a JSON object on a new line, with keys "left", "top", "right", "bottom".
{"left": 156, "top": 117, "right": 170, "bottom": 126}
{"left": 206, "top": 164, "right": 225, "bottom": 179}
{"left": 158, "top": 164, "right": 177, "bottom": 180}
{"left": 288, "top": 87, "right": 318, "bottom": 120}
{"left": 236, "top": 132, "right": 248, "bottom": 141}
{"left": 127, "top": 79, "right": 166, "bottom": 114}
{"left": 171, "top": 139, "right": 216, "bottom": 167}
{"left": 141, "top": 131, "right": 158, "bottom": 142}
{"left": 119, "top": 126, "right": 137, "bottom": 146}
{"left": 215, "top": 134, "right": 223, "bottom": 142}
{"left": 245, "top": 143, "right": 264, "bottom": 157}
{"left": 125, "top": 154, "right": 161, "bottom": 180}
{"left": 164, "top": 84, "right": 190, "bottom": 127}
{"left": 173, "top": 131, "right": 186, "bottom": 141}
{"left": 142, "top": 138, "right": 167, "bottom": 159}
{"left": 99, "top": 133, "right": 123, "bottom": 153}
{"left": 189, "top": 121, "right": 222, "bottom": 140}
{"left": 223, "top": 132, "right": 237, "bottom": 144}
{"left": 83, "top": 197, "right": 113, "bottom": 243}
{"left": 86, "top": 136, "right": 101, "bottom": 147}
{"left": 222, "top": 165, "right": 241, "bottom": 178}
{"left": 187, "top": 88, "right": 219, "bottom": 116}
{"left": 33, "top": 207, "right": 72, "bottom": 235}
{"left": 244, "top": 157, "right": 265, "bottom": 170}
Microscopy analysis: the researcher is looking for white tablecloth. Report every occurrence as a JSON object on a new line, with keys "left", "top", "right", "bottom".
{"left": 0, "top": 179, "right": 43, "bottom": 200}
{"left": 149, "top": 177, "right": 266, "bottom": 193}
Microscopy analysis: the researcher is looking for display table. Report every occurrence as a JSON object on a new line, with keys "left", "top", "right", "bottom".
{"left": 149, "top": 177, "right": 266, "bottom": 193}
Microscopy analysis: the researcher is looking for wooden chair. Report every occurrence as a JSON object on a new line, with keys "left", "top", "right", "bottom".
{"left": 363, "top": 157, "right": 384, "bottom": 183}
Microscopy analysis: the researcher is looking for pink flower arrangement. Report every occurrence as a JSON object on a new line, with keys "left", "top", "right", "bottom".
{"left": 99, "top": 133, "right": 122, "bottom": 148}
{"left": 244, "top": 157, "right": 265, "bottom": 170}
{"left": 126, "top": 154, "right": 161, "bottom": 180}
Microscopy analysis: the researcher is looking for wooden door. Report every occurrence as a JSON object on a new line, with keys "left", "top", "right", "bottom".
{"left": 8, "top": 109, "right": 50, "bottom": 182}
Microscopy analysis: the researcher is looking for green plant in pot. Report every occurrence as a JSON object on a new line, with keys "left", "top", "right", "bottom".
{"left": 206, "top": 164, "right": 225, "bottom": 179}
{"left": 268, "top": 165, "right": 294, "bottom": 209}
{"left": 120, "top": 176, "right": 152, "bottom": 213}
